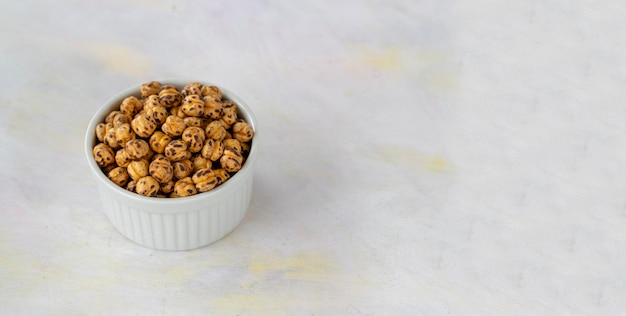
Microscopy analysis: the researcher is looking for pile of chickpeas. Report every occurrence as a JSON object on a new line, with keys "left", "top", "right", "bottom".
{"left": 92, "top": 81, "right": 254, "bottom": 198}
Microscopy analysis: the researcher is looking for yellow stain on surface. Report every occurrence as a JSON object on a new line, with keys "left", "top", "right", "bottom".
{"left": 247, "top": 249, "right": 336, "bottom": 282}
{"left": 346, "top": 43, "right": 458, "bottom": 90}
{"left": 372, "top": 144, "right": 452, "bottom": 172}
{"left": 84, "top": 42, "right": 154, "bottom": 77}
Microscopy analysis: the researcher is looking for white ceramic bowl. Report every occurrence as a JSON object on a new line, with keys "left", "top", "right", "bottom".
{"left": 84, "top": 80, "right": 258, "bottom": 251}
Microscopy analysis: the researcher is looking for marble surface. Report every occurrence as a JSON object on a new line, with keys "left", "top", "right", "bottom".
{"left": 2, "top": 0, "right": 626, "bottom": 314}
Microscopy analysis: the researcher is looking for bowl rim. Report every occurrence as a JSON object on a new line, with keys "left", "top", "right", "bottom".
{"left": 84, "top": 79, "right": 259, "bottom": 206}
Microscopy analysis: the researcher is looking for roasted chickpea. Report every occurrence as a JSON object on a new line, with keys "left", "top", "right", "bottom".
{"left": 161, "top": 115, "right": 187, "bottom": 137}
{"left": 149, "top": 158, "right": 174, "bottom": 184}
{"left": 125, "top": 139, "right": 150, "bottom": 160}
{"left": 219, "top": 104, "right": 238, "bottom": 129}
{"left": 201, "top": 139, "right": 224, "bottom": 161}
{"left": 213, "top": 168, "right": 230, "bottom": 185}
{"left": 147, "top": 105, "right": 168, "bottom": 125}
{"left": 107, "top": 166, "right": 129, "bottom": 187}
{"left": 202, "top": 96, "right": 223, "bottom": 120}
{"left": 131, "top": 113, "right": 157, "bottom": 138}
{"left": 192, "top": 168, "right": 218, "bottom": 192}
{"left": 191, "top": 154, "right": 212, "bottom": 171}
{"left": 201, "top": 85, "right": 222, "bottom": 100}
{"left": 164, "top": 139, "right": 189, "bottom": 162}
{"left": 233, "top": 121, "right": 254, "bottom": 143}
{"left": 181, "top": 82, "right": 202, "bottom": 97}
{"left": 127, "top": 159, "right": 150, "bottom": 181}
{"left": 173, "top": 177, "right": 197, "bottom": 197}
{"left": 173, "top": 159, "right": 194, "bottom": 179}
{"left": 181, "top": 95, "right": 204, "bottom": 117}
{"left": 220, "top": 148, "right": 243, "bottom": 172}
{"left": 205, "top": 120, "right": 226, "bottom": 141}
{"left": 115, "top": 148, "right": 133, "bottom": 168}
{"left": 149, "top": 131, "right": 172, "bottom": 154}
{"left": 158, "top": 85, "right": 182, "bottom": 108}
{"left": 120, "top": 96, "right": 142, "bottom": 117}
{"left": 140, "top": 81, "right": 161, "bottom": 98}
{"left": 115, "top": 123, "right": 136, "bottom": 147}
{"left": 95, "top": 123, "right": 107, "bottom": 142}
{"left": 136, "top": 176, "right": 160, "bottom": 197}
{"left": 182, "top": 126, "right": 205, "bottom": 153}
{"left": 93, "top": 143, "right": 115, "bottom": 167}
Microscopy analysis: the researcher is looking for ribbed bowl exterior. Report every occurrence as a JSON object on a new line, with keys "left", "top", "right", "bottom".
{"left": 85, "top": 80, "right": 258, "bottom": 251}
{"left": 98, "top": 171, "right": 253, "bottom": 251}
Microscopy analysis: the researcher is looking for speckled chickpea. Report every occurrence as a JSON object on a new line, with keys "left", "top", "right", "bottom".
{"left": 131, "top": 113, "right": 157, "bottom": 138}
{"left": 182, "top": 126, "right": 205, "bottom": 153}
{"left": 202, "top": 96, "right": 223, "bottom": 120}
{"left": 115, "top": 148, "right": 133, "bottom": 168}
{"left": 104, "top": 127, "right": 120, "bottom": 149}
{"left": 93, "top": 143, "right": 115, "bottom": 167}
{"left": 158, "top": 85, "right": 182, "bottom": 108}
{"left": 112, "top": 113, "right": 131, "bottom": 128}
{"left": 147, "top": 105, "right": 168, "bottom": 125}
{"left": 170, "top": 105, "right": 187, "bottom": 118}
{"left": 164, "top": 139, "right": 189, "bottom": 162}
{"left": 136, "top": 176, "right": 160, "bottom": 197}
{"left": 173, "top": 159, "right": 194, "bottom": 179}
{"left": 149, "top": 157, "right": 173, "bottom": 183}
{"left": 160, "top": 180, "right": 175, "bottom": 194}
{"left": 183, "top": 117, "right": 209, "bottom": 129}
{"left": 201, "top": 85, "right": 222, "bottom": 100}
{"left": 240, "top": 141, "right": 251, "bottom": 156}
{"left": 181, "top": 82, "right": 202, "bottom": 97}
{"left": 125, "top": 139, "right": 150, "bottom": 160}
{"left": 191, "top": 168, "right": 218, "bottom": 192}
{"left": 191, "top": 154, "right": 212, "bottom": 171}
{"left": 127, "top": 159, "right": 149, "bottom": 181}
{"left": 95, "top": 123, "right": 107, "bottom": 142}
{"left": 201, "top": 139, "right": 224, "bottom": 161}
{"left": 149, "top": 131, "right": 172, "bottom": 154}
{"left": 140, "top": 81, "right": 161, "bottom": 98}
{"left": 143, "top": 95, "right": 160, "bottom": 111}
{"left": 205, "top": 120, "right": 226, "bottom": 141}
{"left": 220, "top": 148, "right": 243, "bottom": 172}
{"left": 105, "top": 110, "right": 122, "bottom": 124}
{"left": 181, "top": 95, "right": 204, "bottom": 117}
{"left": 120, "top": 96, "right": 142, "bottom": 118}
{"left": 115, "top": 123, "right": 135, "bottom": 147}
{"left": 126, "top": 179, "right": 137, "bottom": 192}
{"left": 219, "top": 104, "right": 238, "bottom": 129}
{"left": 107, "top": 166, "right": 129, "bottom": 187}
{"left": 233, "top": 121, "right": 254, "bottom": 143}
{"left": 223, "top": 138, "right": 242, "bottom": 153}
{"left": 213, "top": 168, "right": 230, "bottom": 185}
{"left": 173, "top": 177, "right": 197, "bottom": 197}
{"left": 161, "top": 115, "right": 187, "bottom": 137}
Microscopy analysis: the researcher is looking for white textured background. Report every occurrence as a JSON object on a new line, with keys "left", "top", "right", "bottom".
{"left": 2, "top": 0, "right": 626, "bottom": 314}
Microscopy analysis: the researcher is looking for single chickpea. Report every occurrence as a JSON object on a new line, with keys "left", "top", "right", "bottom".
{"left": 233, "top": 121, "right": 254, "bottom": 143}
{"left": 149, "top": 131, "right": 172, "bottom": 154}
{"left": 120, "top": 96, "right": 142, "bottom": 118}
{"left": 149, "top": 158, "right": 174, "bottom": 183}
{"left": 205, "top": 120, "right": 226, "bottom": 141}
{"left": 125, "top": 139, "right": 150, "bottom": 160}
{"left": 140, "top": 81, "right": 162, "bottom": 98}
{"left": 158, "top": 85, "right": 182, "bottom": 108}
{"left": 182, "top": 126, "right": 205, "bottom": 153}
{"left": 131, "top": 113, "right": 157, "bottom": 138}
{"left": 219, "top": 104, "right": 238, "bottom": 129}
{"left": 164, "top": 139, "right": 189, "bottom": 162}
{"left": 136, "top": 176, "right": 160, "bottom": 197}
{"left": 201, "top": 85, "right": 222, "bottom": 100}
{"left": 93, "top": 143, "right": 115, "bottom": 167}
{"left": 173, "top": 159, "right": 194, "bottom": 179}
{"left": 201, "top": 139, "right": 224, "bottom": 162}
{"left": 181, "top": 95, "right": 204, "bottom": 117}
{"left": 115, "top": 148, "right": 133, "bottom": 168}
{"left": 192, "top": 168, "right": 218, "bottom": 192}
{"left": 191, "top": 154, "right": 212, "bottom": 172}
{"left": 127, "top": 159, "right": 150, "bottom": 181}
{"left": 202, "top": 96, "right": 223, "bottom": 120}
{"left": 161, "top": 115, "right": 187, "bottom": 137}
{"left": 220, "top": 148, "right": 244, "bottom": 172}
{"left": 173, "top": 177, "right": 197, "bottom": 197}
{"left": 107, "top": 166, "right": 130, "bottom": 187}
{"left": 213, "top": 168, "right": 230, "bottom": 185}
{"left": 181, "top": 82, "right": 202, "bottom": 97}
{"left": 115, "top": 123, "right": 136, "bottom": 147}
